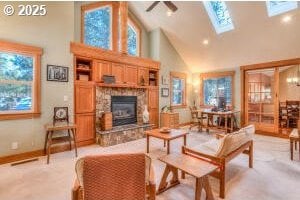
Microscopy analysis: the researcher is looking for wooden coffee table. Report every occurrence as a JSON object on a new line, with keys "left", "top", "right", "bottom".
{"left": 145, "top": 129, "right": 188, "bottom": 154}
{"left": 157, "top": 153, "right": 218, "bottom": 200}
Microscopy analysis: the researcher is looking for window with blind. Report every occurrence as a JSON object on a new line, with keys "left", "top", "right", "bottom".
{"left": 203, "top": 77, "right": 232, "bottom": 106}
{"left": 200, "top": 71, "right": 235, "bottom": 107}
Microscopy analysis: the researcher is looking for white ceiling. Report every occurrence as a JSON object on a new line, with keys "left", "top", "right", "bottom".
{"left": 129, "top": 1, "right": 300, "bottom": 73}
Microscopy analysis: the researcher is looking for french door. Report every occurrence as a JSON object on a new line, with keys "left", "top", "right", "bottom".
{"left": 245, "top": 68, "right": 279, "bottom": 133}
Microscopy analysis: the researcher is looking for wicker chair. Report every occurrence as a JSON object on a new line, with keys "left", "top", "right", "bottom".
{"left": 72, "top": 153, "right": 156, "bottom": 200}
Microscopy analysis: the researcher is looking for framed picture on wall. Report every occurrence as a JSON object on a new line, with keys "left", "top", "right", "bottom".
{"left": 161, "top": 88, "right": 169, "bottom": 97}
{"left": 47, "top": 65, "right": 69, "bottom": 82}
{"left": 162, "top": 75, "right": 169, "bottom": 85}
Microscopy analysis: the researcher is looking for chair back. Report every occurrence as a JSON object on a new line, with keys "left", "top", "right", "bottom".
{"left": 216, "top": 125, "right": 255, "bottom": 157}
{"left": 189, "top": 106, "right": 198, "bottom": 119}
{"left": 77, "top": 153, "right": 146, "bottom": 200}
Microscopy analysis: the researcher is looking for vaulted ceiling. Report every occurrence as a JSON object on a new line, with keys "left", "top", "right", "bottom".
{"left": 129, "top": 1, "right": 300, "bottom": 72}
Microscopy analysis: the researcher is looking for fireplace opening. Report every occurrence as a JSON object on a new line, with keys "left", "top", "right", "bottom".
{"left": 111, "top": 96, "right": 137, "bottom": 126}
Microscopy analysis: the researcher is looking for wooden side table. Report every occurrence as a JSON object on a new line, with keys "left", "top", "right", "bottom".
{"left": 157, "top": 153, "right": 218, "bottom": 200}
{"left": 145, "top": 129, "right": 188, "bottom": 154}
{"left": 290, "top": 128, "right": 300, "bottom": 160}
{"left": 44, "top": 123, "right": 78, "bottom": 164}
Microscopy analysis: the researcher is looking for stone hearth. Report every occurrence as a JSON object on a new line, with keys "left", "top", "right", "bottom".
{"left": 96, "top": 124, "right": 152, "bottom": 146}
{"left": 96, "top": 87, "right": 148, "bottom": 146}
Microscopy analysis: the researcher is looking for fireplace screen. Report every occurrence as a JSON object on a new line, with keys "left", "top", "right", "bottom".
{"left": 111, "top": 96, "right": 137, "bottom": 126}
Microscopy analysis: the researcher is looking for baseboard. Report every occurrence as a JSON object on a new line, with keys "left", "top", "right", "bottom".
{"left": 255, "top": 131, "right": 289, "bottom": 139}
{"left": 0, "top": 140, "right": 95, "bottom": 165}
{"left": 0, "top": 149, "right": 44, "bottom": 165}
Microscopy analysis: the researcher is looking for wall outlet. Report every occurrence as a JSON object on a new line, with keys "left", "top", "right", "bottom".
{"left": 11, "top": 142, "right": 18, "bottom": 150}
{"left": 63, "top": 95, "right": 68, "bottom": 102}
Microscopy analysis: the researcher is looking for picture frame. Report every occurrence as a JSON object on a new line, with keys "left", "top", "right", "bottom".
{"left": 162, "top": 75, "right": 169, "bottom": 85}
{"left": 47, "top": 65, "right": 69, "bottom": 82}
{"left": 53, "top": 107, "right": 69, "bottom": 125}
{"left": 161, "top": 88, "right": 169, "bottom": 97}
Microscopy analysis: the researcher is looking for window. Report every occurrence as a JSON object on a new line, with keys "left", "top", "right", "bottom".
{"left": 170, "top": 72, "right": 187, "bottom": 107}
{"left": 127, "top": 17, "right": 141, "bottom": 56}
{"left": 0, "top": 40, "right": 42, "bottom": 120}
{"left": 203, "top": 1, "right": 234, "bottom": 34}
{"left": 200, "top": 71, "right": 235, "bottom": 107}
{"left": 83, "top": 5, "right": 112, "bottom": 49}
{"left": 266, "top": 1, "right": 298, "bottom": 17}
{"left": 82, "top": 2, "right": 119, "bottom": 50}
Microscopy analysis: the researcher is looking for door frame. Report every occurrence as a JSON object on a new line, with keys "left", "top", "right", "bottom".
{"left": 240, "top": 58, "right": 300, "bottom": 136}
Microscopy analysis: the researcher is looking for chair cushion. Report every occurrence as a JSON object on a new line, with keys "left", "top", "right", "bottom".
{"left": 189, "top": 138, "right": 223, "bottom": 157}
{"left": 188, "top": 125, "right": 255, "bottom": 159}
{"left": 75, "top": 157, "right": 84, "bottom": 187}
{"left": 216, "top": 126, "right": 254, "bottom": 157}
{"left": 240, "top": 124, "right": 255, "bottom": 137}
{"left": 289, "top": 129, "right": 299, "bottom": 138}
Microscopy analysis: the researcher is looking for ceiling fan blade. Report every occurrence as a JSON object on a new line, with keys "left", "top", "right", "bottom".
{"left": 146, "top": 1, "right": 160, "bottom": 12}
{"left": 164, "top": 1, "right": 178, "bottom": 12}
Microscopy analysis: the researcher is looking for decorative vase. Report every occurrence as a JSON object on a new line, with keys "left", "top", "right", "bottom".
{"left": 143, "top": 105, "right": 150, "bottom": 124}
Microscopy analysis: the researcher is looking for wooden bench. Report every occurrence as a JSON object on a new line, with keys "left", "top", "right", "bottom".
{"left": 182, "top": 125, "right": 254, "bottom": 198}
{"left": 157, "top": 153, "right": 218, "bottom": 200}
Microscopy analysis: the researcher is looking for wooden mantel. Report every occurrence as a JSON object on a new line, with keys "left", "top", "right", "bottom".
{"left": 70, "top": 42, "right": 160, "bottom": 69}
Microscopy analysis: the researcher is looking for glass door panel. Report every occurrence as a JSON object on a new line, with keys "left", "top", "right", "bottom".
{"left": 246, "top": 69, "right": 276, "bottom": 132}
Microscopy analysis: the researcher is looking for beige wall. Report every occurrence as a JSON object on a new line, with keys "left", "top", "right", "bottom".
{"left": 150, "top": 28, "right": 192, "bottom": 124}
{"left": 0, "top": 2, "right": 153, "bottom": 158}
{"left": 0, "top": 2, "right": 74, "bottom": 156}
{"left": 279, "top": 66, "right": 300, "bottom": 101}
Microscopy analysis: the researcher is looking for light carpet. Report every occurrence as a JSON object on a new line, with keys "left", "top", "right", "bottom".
{"left": 0, "top": 130, "right": 300, "bottom": 200}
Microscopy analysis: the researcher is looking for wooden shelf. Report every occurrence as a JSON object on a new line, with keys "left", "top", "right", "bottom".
{"left": 77, "top": 68, "right": 91, "bottom": 72}
{"left": 96, "top": 82, "right": 150, "bottom": 89}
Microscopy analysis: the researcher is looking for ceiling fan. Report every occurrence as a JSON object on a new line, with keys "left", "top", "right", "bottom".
{"left": 146, "top": 1, "right": 178, "bottom": 13}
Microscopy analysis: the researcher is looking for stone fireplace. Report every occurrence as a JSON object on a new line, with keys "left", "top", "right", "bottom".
{"left": 111, "top": 96, "right": 137, "bottom": 126}
{"left": 96, "top": 87, "right": 151, "bottom": 146}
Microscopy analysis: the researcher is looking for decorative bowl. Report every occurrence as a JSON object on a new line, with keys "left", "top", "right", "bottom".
{"left": 160, "top": 127, "right": 171, "bottom": 133}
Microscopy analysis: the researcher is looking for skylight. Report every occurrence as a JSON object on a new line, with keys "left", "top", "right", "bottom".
{"left": 266, "top": 1, "right": 298, "bottom": 17}
{"left": 203, "top": 1, "right": 234, "bottom": 34}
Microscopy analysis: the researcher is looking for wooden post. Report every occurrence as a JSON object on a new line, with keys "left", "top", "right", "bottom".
{"left": 249, "top": 140, "right": 253, "bottom": 168}
{"left": 146, "top": 135, "right": 150, "bottom": 153}
{"left": 119, "top": 2, "right": 128, "bottom": 55}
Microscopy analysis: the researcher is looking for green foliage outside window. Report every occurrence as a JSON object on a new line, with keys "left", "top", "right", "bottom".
{"left": 0, "top": 52, "right": 33, "bottom": 111}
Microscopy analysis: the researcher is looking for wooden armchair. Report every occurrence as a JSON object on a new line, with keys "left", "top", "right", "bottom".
{"left": 287, "top": 100, "right": 300, "bottom": 128}
{"left": 189, "top": 106, "right": 207, "bottom": 131}
{"left": 182, "top": 125, "right": 255, "bottom": 198}
{"left": 72, "top": 153, "right": 156, "bottom": 200}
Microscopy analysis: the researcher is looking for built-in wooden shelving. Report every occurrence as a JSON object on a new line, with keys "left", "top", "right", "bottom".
{"left": 75, "top": 58, "right": 93, "bottom": 81}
